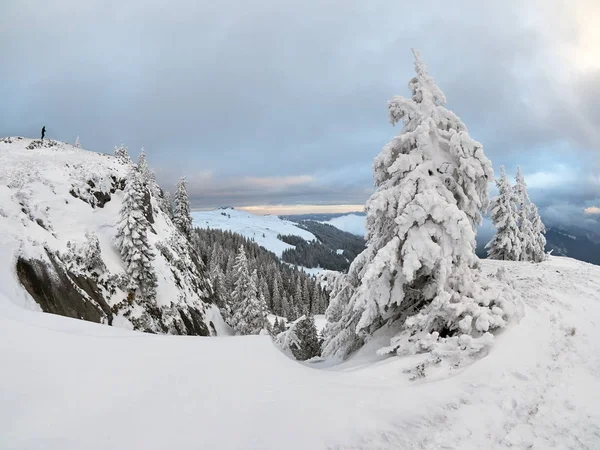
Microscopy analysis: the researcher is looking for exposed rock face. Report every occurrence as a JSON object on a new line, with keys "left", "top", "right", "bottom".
{"left": 16, "top": 249, "right": 213, "bottom": 336}
{"left": 16, "top": 251, "right": 113, "bottom": 324}
{"left": 141, "top": 186, "right": 155, "bottom": 225}
{"left": 69, "top": 174, "right": 125, "bottom": 209}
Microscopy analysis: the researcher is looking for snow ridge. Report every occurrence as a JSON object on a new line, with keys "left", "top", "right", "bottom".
{"left": 0, "top": 137, "right": 219, "bottom": 335}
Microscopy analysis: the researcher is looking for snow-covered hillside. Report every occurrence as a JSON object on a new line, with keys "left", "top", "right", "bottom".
{"left": 192, "top": 208, "right": 316, "bottom": 257}
{"left": 322, "top": 213, "right": 366, "bottom": 237}
{"left": 0, "top": 137, "right": 222, "bottom": 335}
{"left": 1, "top": 255, "right": 599, "bottom": 449}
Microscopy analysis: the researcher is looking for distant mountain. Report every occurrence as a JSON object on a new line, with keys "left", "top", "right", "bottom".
{"left": 279, "top": 221, "right": 366, "bottom": 272}
{"left": 543, "top": 226, "right": 600, "bottom": 265}
{"left": 191, "top": 207, "right": 316, "bottom": 258}
{"left": 280, "top": 211, "right": 365, "bottom": 222}
{"left": 309, "top": 212, "right": 600, "bottom": 267}
{"left": 191, "top": 209, "right": 366, "bottom": 272}
{"left": 320, "top": 214, "right": 367, "bottom": 237}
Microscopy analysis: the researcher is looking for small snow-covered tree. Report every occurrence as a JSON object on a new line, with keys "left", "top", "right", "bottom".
{"left": 302, "top": 277, "right": 310, "bottom": 311}
{"left": 230, "top": 259, "right": 268, "bottom": 335}
{"left": 137, "top": 148, "right": 151, "bottom": 186}
{"left": 228, "top": 246, "right": 250, "bottom": 326}
{"left": 211, "top": 265, "right": 228, "bottom": 309}
{"left": 163, "top": 191, "right": 173, "bottom": 218}
{"left": 322, "top": 50, "right": 521, "bottom": 361}
{"left": 514, "top": 167, "right": 540, "bottom": 262}
{"left": 173, "top": 177, "right": 193, "bottom": 237}
{"left": 271, "top": 276, "right": 282, "bottom": 314}
{"left": 529, "top": 203, "right": 547, "bottom": 262}
{"left": 281, "top": 294, "right": 291, "bottom": 320}
{"left": 114, "top": 144, "right": 131, "bottom": 164}
{"left": 136, "top": 147, "right": 167, "bottom": 209}
{"left": 486, "top": 166, "right": 521, "bottom": 260}
{"left": 116, "top": 165, "right": 157, "bottom": 302}
{"left": 291, "top": 315, "right": 321, "bottom": 361}
{"left": 82, "top": 230, "right": 105, "bottom": 273}
{"left": 65, "top": 230, "right": 106, "bottom": 274}
{"left": 74, "top": 135, "right": 81, "bottom": 148}
{"left": 274, "top": 319, "right": 302, "bottom": 356}
{"left": 259, "top": 276, "right": 271, "bottom": 309}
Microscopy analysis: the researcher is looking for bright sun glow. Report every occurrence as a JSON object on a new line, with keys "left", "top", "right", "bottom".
{"left": 572, "top": 5, "right": 600, "bottom": 70}
{"left": 584, "top": 206, "right": 600, "bottom": 215}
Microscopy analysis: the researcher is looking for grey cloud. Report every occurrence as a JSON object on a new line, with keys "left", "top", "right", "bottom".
{"left": 0, "top": 0, "right": 598, "bottom": 222}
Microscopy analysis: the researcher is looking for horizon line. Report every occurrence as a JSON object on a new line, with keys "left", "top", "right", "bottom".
{"left": 191, "top": 204, "right": 365, "bottom": 216}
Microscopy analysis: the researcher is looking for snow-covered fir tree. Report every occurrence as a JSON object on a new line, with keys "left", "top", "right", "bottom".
{"left": 281, "top": 294, "right": 291, "bottom": 320}
{"left": 514, "top": 167, "right": 545, "bottom": 262}
{"left": 229, "top": 247, "right": 268, "bottom": 335}
{"left": 65, "top": 230, "right": 106, "bottom": 275}
{"left": 116, "top": 165, "right": 157, "bottom": 302}
{"left": 271, "top": 276, "right": 282, "bottom": 313}
{"left": 113, "top": 144, "right": 131, "bottom": 164}
{"left": 290, "top": 315, "right": 320, "bottom": 361}
{"left": 82, "top": 230, "right": 105, "bottom": 273}
{"left": 529, "top": 203, "right": 547, "bottom": 262}
{"left": 163, "top": 191, "right": 173, "bottom": 218}
{"left": 322, "top": 49, "right": 521, "bottom": 360}
{"left": 486, "top": 166, "right": 521, "bottom": 260}
{"left": 74, "top": 135, "right": 81, "bottom": 148}
{"left": 173, "top": 177, "right": 192, "bottom": 237}
{"left": 259, "top": 277, "right": 270, "bottom": 309}
{"left": 137, "top": 148, "right": 151, "bottom": 186}
{"left": 228, "top": 245, "right": 251, "bottom": 328}
{"left": 136, "top": 147, "right": 172, "bottom": 217}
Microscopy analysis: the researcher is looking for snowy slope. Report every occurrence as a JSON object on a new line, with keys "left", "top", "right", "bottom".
{"left": 192, "top": 208, "right": 316, "bottom": 257}
{"left": 1, "top": 255, "right": 599, "bottom": 449}
{"left": 322, "top": 213, "right": 366, "bottom": 237}
{"left": 0, "top": 137, "right": 222, "bottom": 335}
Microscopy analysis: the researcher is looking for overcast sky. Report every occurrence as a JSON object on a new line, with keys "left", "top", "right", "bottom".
{"left": 1, "top": 0, "right": 598, "bottom": 227}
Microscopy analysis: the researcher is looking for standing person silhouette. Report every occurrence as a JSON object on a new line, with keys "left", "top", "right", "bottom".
{"left": 41, "top": 126, "right": 46, "bottom": 140}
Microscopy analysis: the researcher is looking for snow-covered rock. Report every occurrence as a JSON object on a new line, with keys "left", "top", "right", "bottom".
{"left": 0, "top": 137, "right": 220, "bottom": 335}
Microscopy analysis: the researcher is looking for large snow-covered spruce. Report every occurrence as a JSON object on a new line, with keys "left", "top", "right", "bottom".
{"left": 322, "top": 51, "right": 522, "bottom": 360}
{"left": 0, "top": 137, "right": 220, "bottom": 336}
{"left": 486, "top": 166, "right": 521, "bottom": 260}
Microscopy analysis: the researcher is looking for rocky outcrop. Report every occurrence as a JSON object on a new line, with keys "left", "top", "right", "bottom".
{"left": 16, "top": 250, "right": 113, "bottom": 324}
{"left": 0, "top": 137, "right": 219, "bottom": 336}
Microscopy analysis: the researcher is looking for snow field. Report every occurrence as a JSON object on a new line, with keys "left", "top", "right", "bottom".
{"left": 1, "top": 257, "right": 599, "bottom": 449}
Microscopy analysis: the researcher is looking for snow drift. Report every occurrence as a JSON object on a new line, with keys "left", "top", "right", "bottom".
{"left": 0, "top": 256, "right": 599, "bottom": 449}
